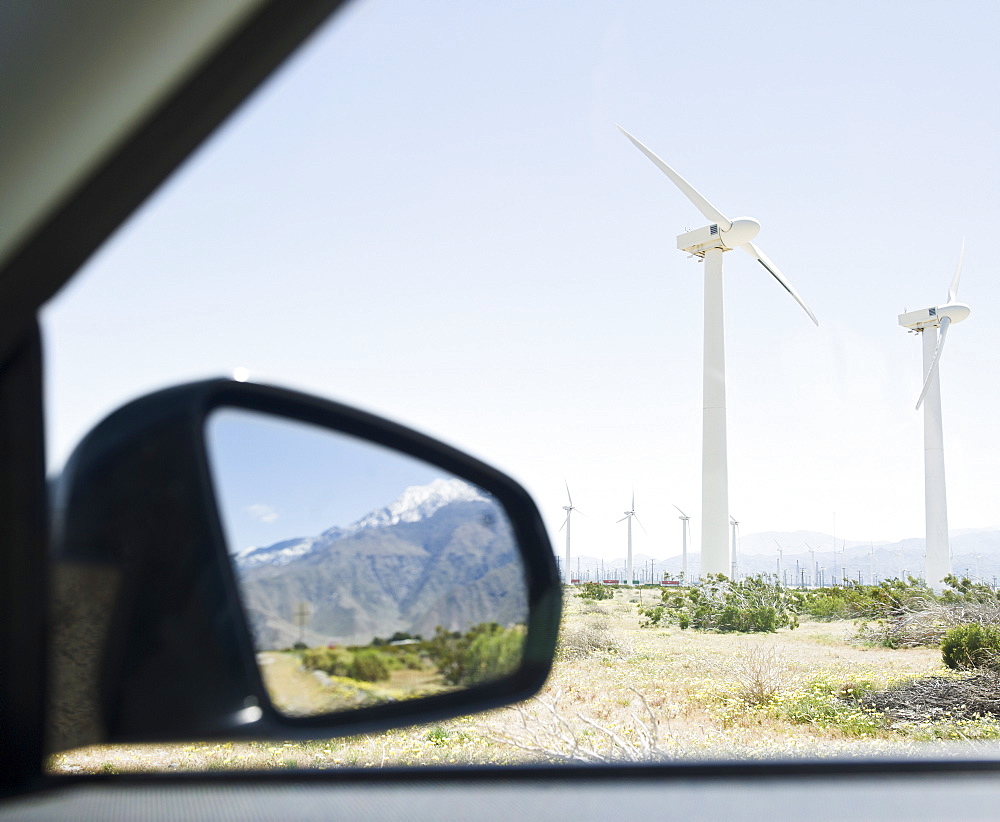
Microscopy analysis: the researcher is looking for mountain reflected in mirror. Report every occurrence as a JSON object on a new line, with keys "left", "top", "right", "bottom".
{"left": 206, "top": 409, "right": 528, "bottom": 717}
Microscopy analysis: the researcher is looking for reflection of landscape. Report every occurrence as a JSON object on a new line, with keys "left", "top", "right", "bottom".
{"left": 230, "top": 478, "right": 528, "bottom": 716}
{"left": 258, "top": 623, "right": 525, "bottom": 716}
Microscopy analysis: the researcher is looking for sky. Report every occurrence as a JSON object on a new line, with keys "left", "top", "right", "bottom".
{"left": 41, "top": 0, "right": 1000, "bottom": 562}
{"left": 206, "top": 408, "right": 447, "bottom": 552}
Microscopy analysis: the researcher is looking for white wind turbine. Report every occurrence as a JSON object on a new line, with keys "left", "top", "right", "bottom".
{"left": 617, "top": 492, "right": 645, "bottom": 586}
{"left": 674, "top": 505, "right": 691, "bottom": 582}
{"left": 619, "top": 127, "right": 818, "bottom": 576}
{"left": 898, "top": 243, "right": 971, "bottom": 590}
{"left": 559, "top": 481, "right": 583, "bottom": 584}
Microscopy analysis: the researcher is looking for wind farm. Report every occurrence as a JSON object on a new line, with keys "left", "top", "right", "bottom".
{"left": 544, "top": 133, "right": 985, "bottom": 591}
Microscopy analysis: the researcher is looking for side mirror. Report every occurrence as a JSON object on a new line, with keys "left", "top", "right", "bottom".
{"left": 48, "top": 380, "right": 560, "bottom": 751}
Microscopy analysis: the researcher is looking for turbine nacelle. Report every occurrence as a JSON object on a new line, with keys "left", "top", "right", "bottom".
{"left": 898, "top": 302, "right": 971, "bottom": 330}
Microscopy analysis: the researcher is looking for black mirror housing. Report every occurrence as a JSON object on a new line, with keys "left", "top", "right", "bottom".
{"left": 49, "top": 380, "right": 560, "bottom": 750}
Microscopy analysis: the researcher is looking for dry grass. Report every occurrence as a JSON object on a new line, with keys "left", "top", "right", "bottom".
{"left": 49, "top": 588, "right": 1000, "bottom": 774}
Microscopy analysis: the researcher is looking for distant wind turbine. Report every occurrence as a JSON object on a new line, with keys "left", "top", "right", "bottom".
{"left": 559, "top": 481, "right": 583, "bottom": 584}
{"left": 674, "top": 505, "right": 690, "bottom": 582}
{"left": 619, "top": 126, "right": 818, "bottom": 576}
{"left": 898, "top": 242, "right": 970, "bottom": 590}
{"left": 774, "top": 539, "right": 784, "bottom": 582}
{"left": 730, "top": 516, "right": 740, "bottom": 579}
{"left": 617, "top": 492, "right": 645, "bottom": 585}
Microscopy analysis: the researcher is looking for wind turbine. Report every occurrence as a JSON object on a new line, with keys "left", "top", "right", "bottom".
{"left": 617, "top": 492, "right": 645, "bottom": 586}
{"left": 559, "top": 481, "right": 583, "bottom": 584}
{"left": 898, "top": 243, "right": 970, "bottom": 590}
{"left": 729, "top": 515, "right": 740, "bottom": 580}
{"left": 774, "top": 539, "right": 784, "bottom": 583}
{"left": 619, "top": 127, "right": 818, "bottom": 576}
{"left": 674, "top": 505, "right": 690, "bottom": 582}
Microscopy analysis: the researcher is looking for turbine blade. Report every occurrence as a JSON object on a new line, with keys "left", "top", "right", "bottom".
{"left": 634, "top": 514, "right": 648, "bottom": 535}
{"left": 947, "top": 239, "right": 965, "bottom": 304}
{"left": 564, "top": 479, "right": 573, "bottom": 508}
{"left": 741, "top": 242, "right": 819, "bottom": 326}
{"left": 740, "top": 243, "right": 819, "bottom": 325}
{"left": 617, "top": 126, "right": 732, "bottom": 230}
{"left": 559, "top": 516, "right": 568, "bottom": 532}
{"left": 673, "top": 504, "right": 688, "bottom": 518}
{"left": 631, "top": 489, "right": 635, "bottom": 512}
{"left": 616, "top": 515, "right": 629, "bottom": 524}
{"left": 916, "top": 316, "right": 951, "bottom": 410}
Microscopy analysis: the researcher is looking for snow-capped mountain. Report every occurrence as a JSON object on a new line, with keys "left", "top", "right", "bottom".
{"left": 232, "top": 479, "right": 524, "bottom": 648}
{"left": 346, "top": 478, "right": 486, "bottom": 532}
{"left": 235, "top": 478, "right": 487, "bottom": 569}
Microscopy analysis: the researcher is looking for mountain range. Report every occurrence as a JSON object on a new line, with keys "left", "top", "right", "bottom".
{"left": 233, "top": 479, "right": 527, "bottom": 648}
{"left": 565, "top": 527, "right": 1000, "bottom": 586}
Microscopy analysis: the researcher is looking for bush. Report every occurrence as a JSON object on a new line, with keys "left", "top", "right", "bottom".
{"left": 426, "top": 623, "right": 524, "bottom": 685}
{"left": 641, "top": 574, "right": 798, "bottom": 633}
{"left": 347, "top": 649, "right": 391, "bottom": 682}
{"left": 941, "top": 623, "right": 1000, "bottom": 670}
{"left": 577, "top": 582, "right": 614, "bottom": 601}
{"left": 463, "top": 624, "right": 524, "bottom": 684}
{"left": 731, "top": 646, "right": 788, "bottom": 707}
{"left": 558, "top": 619, "right": 632, "bottom": 659}
{"left": 301, "top": 647, "right": 353, "bottom": 677}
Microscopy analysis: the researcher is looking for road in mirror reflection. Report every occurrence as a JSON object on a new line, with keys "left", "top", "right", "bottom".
{"left": 206, "top": 407, "right": 528, "bottom": 717}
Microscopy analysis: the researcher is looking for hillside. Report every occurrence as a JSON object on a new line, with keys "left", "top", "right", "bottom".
{"left": 233, "top": 480, "right": 528, "bottom": 648}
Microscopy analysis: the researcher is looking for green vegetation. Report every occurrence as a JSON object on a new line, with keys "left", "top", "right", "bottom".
{"left": 300, "top": 642, "right": 422, "bottom": 684}
{"left": 426, "top": 623, "right": 524, "bottom": 686}
{"left": 639, "top": 574, "right": 799, "bottom": 633}
{"left": 795, "top": 577, "right": 933, "bottom": 623}
{"left": 297, "top": 622, "right": 523, "bottom": 689}
{"left": 577, "top": 582, "right": 614, "bottom": 601}
{"left": 941, "top": 623, "right": 1000, "bottom": 670}
{"left": 347, "top": 649, "right": 391, "bottom": 682}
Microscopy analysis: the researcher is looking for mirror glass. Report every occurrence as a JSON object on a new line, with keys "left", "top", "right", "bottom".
{"left": 205, "top": 408, "right": 528, "bottom": 718}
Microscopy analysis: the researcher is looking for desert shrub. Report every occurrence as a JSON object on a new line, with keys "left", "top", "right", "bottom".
{"left": 347, "top": 649, "right": 390, "bottom": 682}
{"left": 558, "top": 619, "right": 632, "bottom": 659}
{"left": 648, "top": 574, "right": 798, "bottom": 633}
{"left": 853, "top": 577, "right": 1000, "bottom": 648}
{"left": 636, "top": 604, "right": 665, "bottom": 628}
{"left": 941, "top": 623, "right": 1000, "bottom": 670}
{"left": 580, "top": 602, "right": 609, "bottom": 616}
{"left": 463, "top": 624, "right": 524, "bottom": 684}
{"left": 301, "top": 647, "right": 353, "bottom": 677}
{"left": 730, "top": 646, "right": 788, "bottom": 707}
{"left": 939, "top": 575, "right": 1000, "bottom": 605}
{"left": 426, "top": 623, "right": 524, "bottom": 685}
{"left": 577, "top": 582, "right": 614, "bottom": 601}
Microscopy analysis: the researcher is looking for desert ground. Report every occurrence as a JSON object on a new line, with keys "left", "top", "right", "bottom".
{"left": 49, "top": 587, "right": 1000, "bottom": 774}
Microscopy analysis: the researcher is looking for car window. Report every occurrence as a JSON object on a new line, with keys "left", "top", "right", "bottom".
{"left": 43, "top": 0, "right": 1000, "bottom": 773}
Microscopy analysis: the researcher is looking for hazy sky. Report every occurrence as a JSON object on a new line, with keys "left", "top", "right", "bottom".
{"left": 42, "top": 1, "right": 1000, "bottom": 561}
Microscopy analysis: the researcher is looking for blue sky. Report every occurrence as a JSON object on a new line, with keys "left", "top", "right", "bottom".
{"left": 42, "top": 1, "right": 1000, "bottom": 560}
{"left": 206, "top": 408, "right": 446, "bottom": 551}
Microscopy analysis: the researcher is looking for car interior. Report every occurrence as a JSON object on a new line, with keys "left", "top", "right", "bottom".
{"left": 3, "top": 1, "right": 1000, "bottom": 819}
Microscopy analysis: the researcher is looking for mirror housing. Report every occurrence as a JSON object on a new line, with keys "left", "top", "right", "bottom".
{"left": 48, "top": 380, "right": 560, "bottom": 750}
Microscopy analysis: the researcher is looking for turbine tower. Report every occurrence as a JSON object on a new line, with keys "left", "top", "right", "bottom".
{"left": 619, "top": 127, "right": 818, "bottom": 576}
{"left": 617, "top": 492, "right": 644, "bottom": 585}
{"left": 899, "top": 243, "right": 970, "bottom": 590}
{"left": 559, "top": 481, "right": 582, "bottom": 584}
{"left": 674, "top": 505, "right": 690, "bottom": 582}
